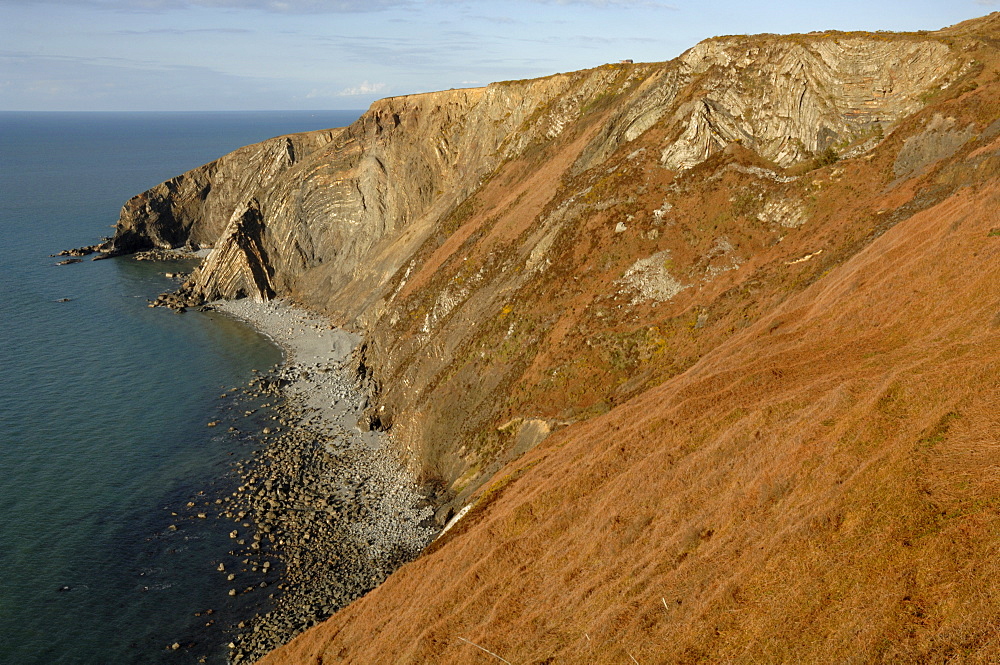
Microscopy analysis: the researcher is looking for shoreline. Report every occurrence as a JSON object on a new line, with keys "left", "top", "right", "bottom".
{"left": 209, "top": 298, "right": 437, "bottom": 664}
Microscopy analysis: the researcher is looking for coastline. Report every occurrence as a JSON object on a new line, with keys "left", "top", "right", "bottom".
{"left": 210, "top": 298, "right": 437, "bottom": 663}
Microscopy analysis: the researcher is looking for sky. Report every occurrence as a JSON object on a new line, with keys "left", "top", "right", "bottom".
{"left": 1, "top": 0, "right": 998, "bottom": 111}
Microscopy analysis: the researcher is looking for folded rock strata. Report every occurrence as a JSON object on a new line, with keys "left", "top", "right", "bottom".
{"left": 106, "top": 14, "right": 1000, "bottom": 661}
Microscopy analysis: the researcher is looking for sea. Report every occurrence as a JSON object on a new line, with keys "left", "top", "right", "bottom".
{"left": 0, "top": 110, "right": 362, "bottom": 664}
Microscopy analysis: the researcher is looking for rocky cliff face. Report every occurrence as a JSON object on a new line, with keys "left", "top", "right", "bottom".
{"left": 111, "top": 129, "right": 341, "bottom": 254}
{"left": 110, "top": 13, "right": 1000, "bottom": 662}
{"left": 112, "top": 27, "right": 971, "bottom": 492}
{"left": 662, "top": 36, "right": 955, "bottom": 168}
{"left": 115, "top": 30, "right": 961, "bottom": 309}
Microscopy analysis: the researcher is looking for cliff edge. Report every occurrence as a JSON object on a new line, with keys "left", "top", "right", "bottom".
{"left": 114, "top": 12, "right": 1000, "bottom": 663}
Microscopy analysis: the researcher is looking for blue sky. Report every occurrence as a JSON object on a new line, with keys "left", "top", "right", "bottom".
{"left": 1, "top": 0, "right": 997, "bottom": 111}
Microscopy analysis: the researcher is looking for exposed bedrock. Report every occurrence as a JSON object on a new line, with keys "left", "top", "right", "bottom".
{"left": 112, "top": 24, "right": 989, "bottom": 503}
{"left": 112, "top": 130, "right": 340, "bottom": 254}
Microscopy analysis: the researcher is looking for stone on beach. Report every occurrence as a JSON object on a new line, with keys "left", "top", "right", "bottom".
{"left": 212, "top": 298, "right": 437, "bottom": 663}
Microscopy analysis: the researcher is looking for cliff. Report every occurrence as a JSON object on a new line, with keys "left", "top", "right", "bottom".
{"left": 113, "top": 26, "right": 971, "bottom": 492}
{"left": 114, "top": 12, "right": 1000, "bottom": 663}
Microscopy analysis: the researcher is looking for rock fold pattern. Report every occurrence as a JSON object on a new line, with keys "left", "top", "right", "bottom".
{"left": 108, "top": 16, "right": 1000, "bottom": 661}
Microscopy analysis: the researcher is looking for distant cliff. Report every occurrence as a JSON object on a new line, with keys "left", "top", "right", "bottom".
{"left": 112, "top": 129, "right": 340, "bottom": 256}
{"left": 112, "top": 27, "right": 967, "bottom": 489}
{"left": 115, "top": 34, "right": 960, "bottom": 307}
{"left": 112, "top": 13, "right": 1000, "bottom": 663}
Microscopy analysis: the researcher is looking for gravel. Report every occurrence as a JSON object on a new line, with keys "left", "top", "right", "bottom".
{"left": 210, "top": 298, "right": 438, "bottom": 664}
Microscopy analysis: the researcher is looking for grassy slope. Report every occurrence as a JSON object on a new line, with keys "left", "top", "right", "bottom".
{"left": 259, "top": 16, "right": 1000, "bottom": 665}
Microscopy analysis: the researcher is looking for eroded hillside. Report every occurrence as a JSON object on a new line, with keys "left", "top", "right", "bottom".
{"left": 110, "top": 12, "right": 1000, "bottom": 663}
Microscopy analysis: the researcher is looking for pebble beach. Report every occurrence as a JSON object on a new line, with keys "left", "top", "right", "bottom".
{"left": 211, "top": 298, "right": 437, "bottom": 663}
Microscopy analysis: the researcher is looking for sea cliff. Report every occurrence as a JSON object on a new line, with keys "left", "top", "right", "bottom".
{"left": 112, "top": 13, "right": 1000, "bottom": 663}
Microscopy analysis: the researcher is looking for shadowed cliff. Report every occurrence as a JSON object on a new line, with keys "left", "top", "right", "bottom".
{"left": 111, "top": 12, "right": 1000, "bottom": 663}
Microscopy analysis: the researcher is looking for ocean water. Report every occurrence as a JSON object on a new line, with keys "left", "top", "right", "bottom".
{"left": 0, "top": 110, "right": 362, "bottom": 664}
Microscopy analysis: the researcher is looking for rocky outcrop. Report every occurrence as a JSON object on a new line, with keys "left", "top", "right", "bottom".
{"left": 144, "top": 82, "right": 599, "bottom": 310}
{"left": 893, "top": 112, "right": 977, "bottom": 179}
{"left": 109, "top": 25, "right": 991, "bottom": 495}
{"left": 110, "top": 129, "right": 340, "bottom": 254}
{"left": 101, "top": 13, "right": 1000, "bottom": 663}
{"left": 117, "top": 31, "right": 969, "bottom": 314}
{"left": 661, "top": 35, "right": 957, "bottom": 169}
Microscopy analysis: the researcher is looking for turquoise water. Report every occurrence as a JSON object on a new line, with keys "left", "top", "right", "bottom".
{"left": 0, "top": 111, "right": 361, "bottom": 664}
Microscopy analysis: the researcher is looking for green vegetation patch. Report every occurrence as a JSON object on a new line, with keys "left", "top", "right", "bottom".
{"left": 917, "top": 411, "right": 962, "bottom": 449}
{"left": 440, "top": 196, "right": 479, "bottom": 238}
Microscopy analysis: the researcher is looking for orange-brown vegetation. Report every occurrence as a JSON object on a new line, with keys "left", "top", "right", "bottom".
{"left": 243, "top": 14, "right": 1000, "bottom": 664}
{"left": 267, "top": 163, "right": 1000, "bottom": 664}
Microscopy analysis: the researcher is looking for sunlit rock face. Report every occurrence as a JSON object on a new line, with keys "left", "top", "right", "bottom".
{"left": 112, "top": 25, "right": 974, "bottom": 495}
{"left": 106, "top": 15, "right": 1000, "bottom": 663}
{"left": 660, "top": 36, "right": 955, "bottom": 169}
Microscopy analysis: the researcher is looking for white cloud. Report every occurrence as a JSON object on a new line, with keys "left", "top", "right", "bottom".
{"left": 338, "top": 80, "right": 388, "bottom": 96}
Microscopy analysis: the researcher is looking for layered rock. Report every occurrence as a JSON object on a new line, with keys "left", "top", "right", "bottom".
{"left": 116, "top": 30, "right": 965, "bottom": 316}
{"left": 100, "top": 13, "right": 1000, "bottom": 663}
{"left": 661, "top": 35, "right": 956, "bottom": 169}
{"left": 111, "top": 129, "right": 340, "bottom": 254}
{"left": 110, "top": 25, "right": 988, "bottom": 499}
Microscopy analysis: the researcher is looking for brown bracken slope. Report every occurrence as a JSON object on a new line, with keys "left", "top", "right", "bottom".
{"left": 271, "top": 181, "right": 1000, "bottom": 662}
{"left": 254, "top": 14, "right": 1000, "bottom": 665}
